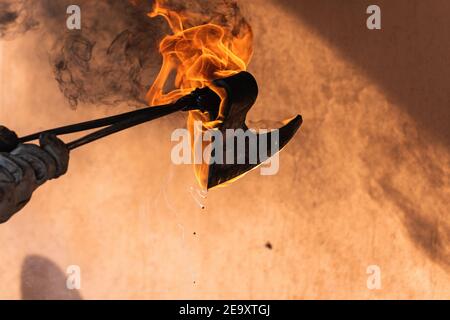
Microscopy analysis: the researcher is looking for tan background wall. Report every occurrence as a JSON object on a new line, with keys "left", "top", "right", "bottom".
{"left": 0, "top": 0, "right": 449, "bottom": 299}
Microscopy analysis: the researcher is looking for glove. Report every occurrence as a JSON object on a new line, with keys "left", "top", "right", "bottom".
{"left": 0, "top": 125, "right": 19, "bottom": 152}
{"left": 0, "top": 129, "right": 69, "bottom": 224}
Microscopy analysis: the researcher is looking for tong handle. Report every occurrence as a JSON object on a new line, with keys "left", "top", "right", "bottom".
{"left": 66, "top": 103, "right": 184, "bottom": 150}
{"left": 18, "top": 103, "right": 175, "bottom": 144}
{"left": 17, "top": 86, "right": 219, "bottom": 150}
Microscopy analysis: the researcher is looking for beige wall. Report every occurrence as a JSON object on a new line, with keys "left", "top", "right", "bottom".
{"left": 0, "top": 0, "right": 449, "bottom": 299}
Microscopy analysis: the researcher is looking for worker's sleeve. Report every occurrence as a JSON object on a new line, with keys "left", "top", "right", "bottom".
{"left": 0, "top": 133, "right": 70, "bottom": 224}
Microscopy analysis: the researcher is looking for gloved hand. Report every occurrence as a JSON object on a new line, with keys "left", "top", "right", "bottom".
{"left": 0, "top": 125, "right": 19, "bottom": 152}
{"left": 0, "top": 126, "right": 69, "bottom": 224}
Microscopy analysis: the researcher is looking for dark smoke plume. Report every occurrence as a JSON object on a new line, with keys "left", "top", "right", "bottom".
{"left": 1, "top": 0, "right": 249, "bottom": 109}
{"left": 0, "top": 0, "right": 38, "bottom": 39}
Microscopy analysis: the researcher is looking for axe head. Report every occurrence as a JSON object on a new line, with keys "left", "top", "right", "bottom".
{"left": 201, "top": 71, "right": 302, "bottom": 189}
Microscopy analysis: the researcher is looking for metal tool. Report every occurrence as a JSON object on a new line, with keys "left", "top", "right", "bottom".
{"left": 18, "top": 72, "right": 302, "bottom": 188}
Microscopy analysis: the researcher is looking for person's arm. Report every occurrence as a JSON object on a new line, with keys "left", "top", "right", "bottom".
{"left": 0, "top": 126, "right": 69, "bottom": 224}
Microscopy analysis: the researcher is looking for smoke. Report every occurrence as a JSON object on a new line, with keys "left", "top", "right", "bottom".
{"left": 0, "top": 0, "right": 38, "bottom": 39}
{"left": 149, "top": 0, "right": 251, "bottom": 36}
{"left": 1, "top": 0, "right": 249, "bottom": 109}
{"left": 40, "top": 0, "right": 166, "bottom": 108}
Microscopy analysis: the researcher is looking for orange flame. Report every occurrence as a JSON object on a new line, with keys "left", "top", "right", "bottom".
{"left": 146, "top": 0, "right": 253, "bottom": 105}
{"left": 146, "top": 0, "right": 253, "bottom": 188}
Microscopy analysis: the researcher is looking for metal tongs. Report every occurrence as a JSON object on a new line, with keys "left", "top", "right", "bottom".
{"left": 18, "top": 87, "right": 221, "bottom": 150}
{"left": 15, "top": 71, "right": 302, "bottom": 189}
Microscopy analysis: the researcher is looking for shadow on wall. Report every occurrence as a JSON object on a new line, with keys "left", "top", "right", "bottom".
{"left": 275, "top": 0, "right": 450, "bottom": 147}
{"left": 275, "top": 0, "right": 450, "bottom": 273}
{"left": 21, "top": 255, "right": 82, "bottom": 300}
